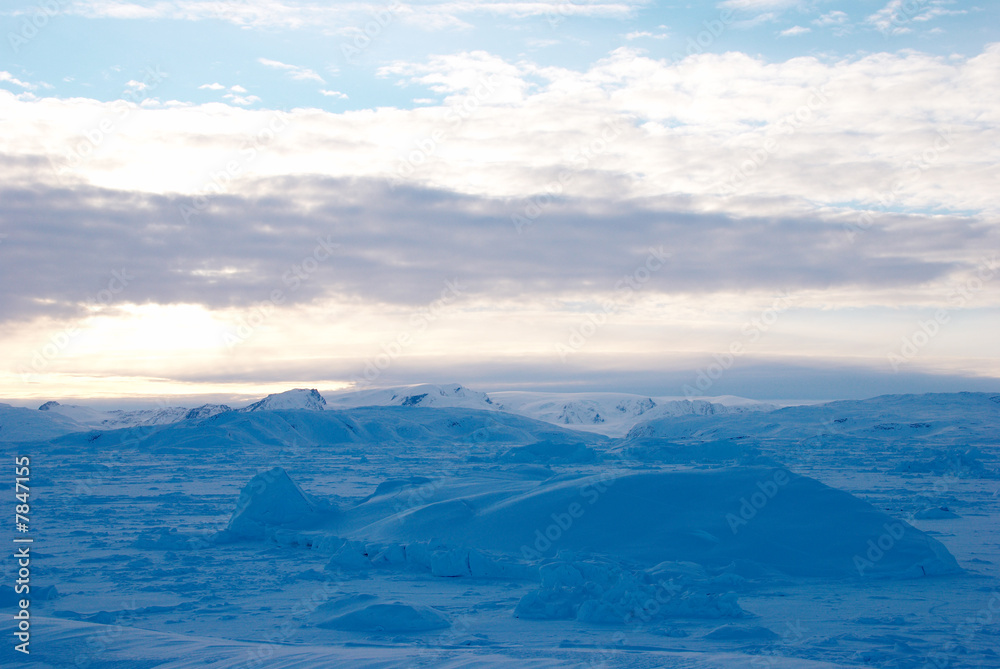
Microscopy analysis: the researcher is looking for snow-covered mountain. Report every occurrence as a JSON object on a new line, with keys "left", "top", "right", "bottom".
{"left": 0, "top": 402, "right": 89, "bottom": 442}
{"left": 37, "top": 400, "right": 232, "bottom": 430}
{"left": 490, "top": 391, "right": 777, "bottom": 436}
{"left": 324, "top": 383, "right": 498, "bottom": 411}
{"left": 237, "top": 388, "right": 327, "bottom": 412}
{"left": 626, "top": 391, "right": 1000, "bottom": 447}
{"left": 323, "top": 386, "right": 776, "bottom": 436}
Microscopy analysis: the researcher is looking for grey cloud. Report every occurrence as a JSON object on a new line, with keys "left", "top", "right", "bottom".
{"left": 0, "top": 174, "right": 987, "bottom": 323}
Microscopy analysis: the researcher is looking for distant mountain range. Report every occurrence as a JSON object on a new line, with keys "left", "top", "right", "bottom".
{"left": 1, "top": 385, "right": 998, "bottom": 446}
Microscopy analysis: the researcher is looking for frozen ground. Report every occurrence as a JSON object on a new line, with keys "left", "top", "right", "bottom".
{"left": 1, "top": 388, "right": 998, "bottom": 668}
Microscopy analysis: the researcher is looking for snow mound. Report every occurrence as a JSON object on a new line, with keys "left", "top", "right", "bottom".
{"left": 223, "top": 467, "right": 330, "bottom": 539}
{"left": 325, "top": 383, "right": 497, "bottom": 411}
{"left": 230, "top": 467, "right": 960, "bottom": 579}
{"left": 239, "top": 388, "right": 327, "bottom": 412}
{"left": 314, "top": 598, "right": 450, "bottom": 633}
{"left": 497, "top": 440, "right": 599, "bottom": 464}
{"left": 514, "top": 557, "right": 745, "bottom": 623}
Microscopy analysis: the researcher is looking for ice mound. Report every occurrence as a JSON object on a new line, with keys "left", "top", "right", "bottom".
{"left": 313, "top": 595, "right": 450, "bottom": 633}
{"left": 514, "top": 557, "right": 745, "bottom": 623}
{"left": 497, "top": 440, "right": 599, "bottom": 464}
{"left": 239, "top": 388, "right": 327, "bottom": 412}
{"left": 222, "top": 467, "right": 330, "bottom": 539}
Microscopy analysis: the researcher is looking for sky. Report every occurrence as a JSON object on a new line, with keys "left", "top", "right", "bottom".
{"left": 1, "top": 0, "right": 998, "bottom": 405}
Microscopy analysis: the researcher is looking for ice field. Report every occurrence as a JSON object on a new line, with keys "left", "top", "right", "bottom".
{"left": 2, "top": 385, "right": 999, "bottom": 668}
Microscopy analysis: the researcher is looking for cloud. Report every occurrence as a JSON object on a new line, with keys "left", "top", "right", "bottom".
{"left": 718, "top": 0, "right": 805, "bottom": 12}
{"left": 626, "top": 31, "right": 669, "bottom": 40}
{"left": 62, "top": 1, "right": 648, "bottom": 32}
{"left": 0, "top": 71, "right": 35, "bottom": 90}
{"left": 319, "top": 89, "right": 348, "bottom": 99}
{"left": 0, "top": 174, "right": 989, "bottom": 330}
{"left": 779, "top": 25, "right": 810, "bottom": 36}
{"left": 867, "top": 0, "right": 966, "bottom": 36}
{"left": 223, "top": 93, "right": 262, "bottom": 106}
{"left": 257, "top": 57, "right": 325, "bottom": 83}
{"left": 199, "top": 82, "right": 226, "bottom": 90}
{"left": 813, "top": 10, "right": 849, "bottom": 26}
{"left": 4, "top": 45, "right": 998, "bottom": 219}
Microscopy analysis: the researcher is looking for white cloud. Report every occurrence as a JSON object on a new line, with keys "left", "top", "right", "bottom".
{"left": 867, "top": 0, "right": 966, "bottom": 36}
{"left": 199, "top": 82, "right": 226, "bottom": 90}
{"left": 718, "top": 0, "right": 804, "bottom": 11}
{"left": 0, "top": 71, "right": 35, "bottom": 90}
{"left": 814, "top": 10, "right": 849, "bottom": 26}
{"left": 258, "top": 57, "right": 325, "bottom": 84}
{"left": 230, "top": 85, "right": 248, "bottom": 93}
{"left": 319, "top": 89, "right": 348, "bottom": 99}
{"left": 626, "top": 30, "right": 669, "bottom": 40}
{"left": 63, "top": 1, "right": 649, "bottom": 32}
{"left": 4, "top": 45, "right": 998, "bottom": 220}
{"left": 125, "top": 79, "right": 149, "bottom": 91}
{"left": 223, "top": 93, "right": 262, "bottom": 106}
{"left": 779, "top": 25, "right": 810, "bottom": 36}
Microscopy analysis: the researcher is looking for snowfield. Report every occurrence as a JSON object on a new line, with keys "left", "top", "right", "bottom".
{"left": 1, "top": 386, "right": 998, "bottom": 668}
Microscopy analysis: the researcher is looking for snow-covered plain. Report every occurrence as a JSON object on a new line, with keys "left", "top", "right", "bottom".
{"left": 1, "top": 386, "right": 999, "bottom": 668}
